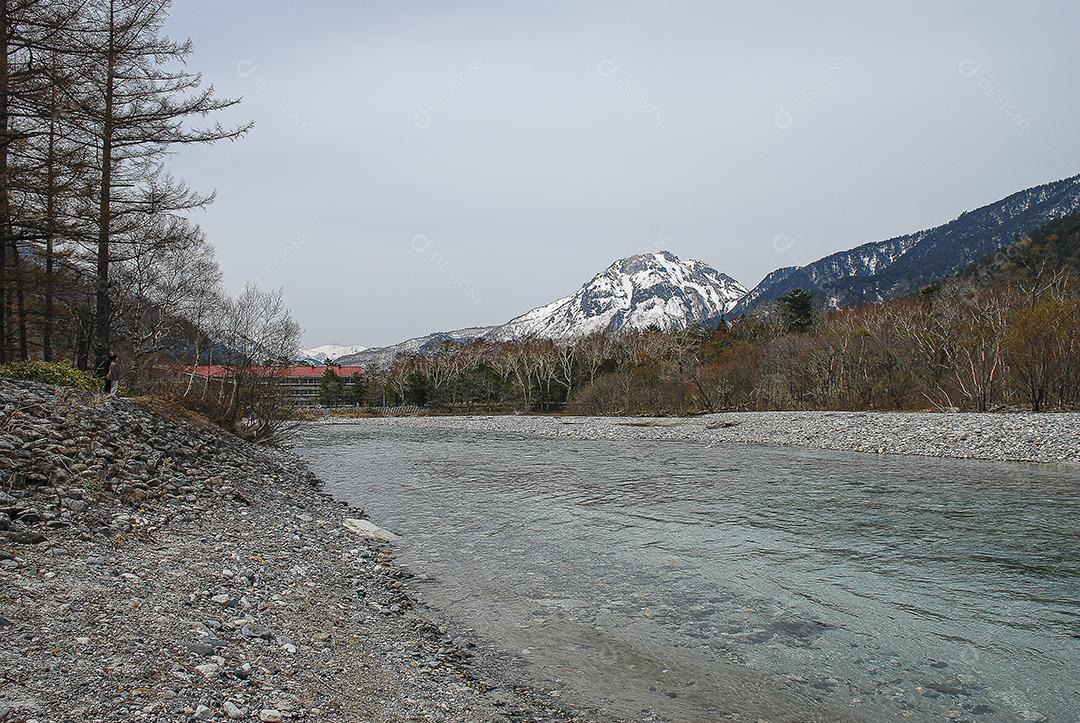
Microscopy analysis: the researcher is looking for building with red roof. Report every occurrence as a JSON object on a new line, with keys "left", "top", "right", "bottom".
{"left": 189, "top": 364, "right": 364, "bottom": 405}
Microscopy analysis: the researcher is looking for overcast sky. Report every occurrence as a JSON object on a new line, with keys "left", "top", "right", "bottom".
{"left": 165, "top": 0, "right": 1080, "bottom": 348}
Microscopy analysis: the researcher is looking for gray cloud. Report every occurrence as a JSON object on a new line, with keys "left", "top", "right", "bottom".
{"left": 165, "top": 0, "right": 1080, "bottom": 347}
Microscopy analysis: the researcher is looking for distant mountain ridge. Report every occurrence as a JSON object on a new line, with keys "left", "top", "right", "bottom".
{"left": 299, "top": 344, "right": 367, "bottom": 364}
{"left": 732, "top": 174, "right": 1080, "bottom": 315}
{"left": 334, "top": 327, "right": 496, "bottom": 368}
{"left": 337, "top": 251, "right": 745, "bottom": 366}
{"left": 322, "top": 172, "right": 1080, "bottom": 367}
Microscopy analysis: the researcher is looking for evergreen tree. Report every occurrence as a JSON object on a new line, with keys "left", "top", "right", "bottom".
{"left": 404, "top": 369, "right": 428, "bottom": 406}
{"left": 346, "top": 370, "right": 366, "bottom": 406}
{"left": 318, "top": 367, "right": 343, "bottom": 406}
{"left": 778, "top": 288, "right": 814, "bottom": 333}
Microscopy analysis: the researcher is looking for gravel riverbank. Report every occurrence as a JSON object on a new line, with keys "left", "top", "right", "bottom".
{"left": 5, "top": 385, "right": 1075, "bottom": 723}
{"left": 326, "top": 411, "right": 1080, "bottom": 464}
{"left": 0, "top": 380, "right": 582, "bottom": 722}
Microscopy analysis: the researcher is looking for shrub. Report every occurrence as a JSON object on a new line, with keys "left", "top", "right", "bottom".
{"left": 0, "top": 360, "right": 102, "bottom": 393}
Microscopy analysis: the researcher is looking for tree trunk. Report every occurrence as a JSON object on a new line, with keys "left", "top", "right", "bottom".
{"left": 43, "top": 88, "right": 57, "bottom": 361}
{"left": 11, "top": 237, "right": 26, "bottom": 359}
{"left": 93, "top": 2, "right": 116, "bottom": 361}
{"left": 75, "top": 311, "right": 90, "bottom": 370}
{"left": 0, "top": 0, "right": 9, "bottom": 363}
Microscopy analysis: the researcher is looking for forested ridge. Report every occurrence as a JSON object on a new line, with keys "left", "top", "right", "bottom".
{"left": 325, "top": 212, "right": 1080, "bottom": 415}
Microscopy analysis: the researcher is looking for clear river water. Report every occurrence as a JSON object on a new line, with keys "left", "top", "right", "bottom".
{"left": 295, "top": 422, "right": 1080, "bottom": 722}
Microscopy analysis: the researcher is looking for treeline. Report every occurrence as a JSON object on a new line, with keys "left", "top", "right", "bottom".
{"left": 340, "top": 215, "right": 1080, "bottom": 415}
{"left": 0, "top": 0, "right": 300, "bottom": 437}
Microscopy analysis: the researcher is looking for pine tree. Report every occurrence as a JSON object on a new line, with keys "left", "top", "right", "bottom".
{"left": 346, "top": 371, "right": 367, "bottom": 406}
{"left": 318, "top": 367, "right": 343, "bottom": 407}
{"left": 778, "top": 288, "right": 814, "bottom": 333}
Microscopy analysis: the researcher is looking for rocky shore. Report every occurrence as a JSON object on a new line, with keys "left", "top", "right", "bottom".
{"left": 326, "top": 411, "right": 1080, "bottom": 464}
{"left": 0, "top": 379, "right": 581, "bottom": 722}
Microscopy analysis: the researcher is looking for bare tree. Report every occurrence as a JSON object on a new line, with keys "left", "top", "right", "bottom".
{"left": 214, "top": 284, "right": 301, "bottom": 441}
{"left": 74, "top": 0, "right": 251, "bottom": 360}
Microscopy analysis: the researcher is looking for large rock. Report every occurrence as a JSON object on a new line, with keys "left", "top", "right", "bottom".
{"left": 343, "top": 518, "right": 400, "bottom": 542}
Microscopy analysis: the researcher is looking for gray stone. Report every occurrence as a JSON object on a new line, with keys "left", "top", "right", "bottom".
{"left": 241, "top": 623, "right": 273, "bottom": 640}
{"left": 62, "top": 498, "right": 89, "bottom": 514}
{"left": 2, "top": 531, "right": 46, "bottom": 545}
{"left": 183, "top": 641, "right": 215, "bottom": 657}
{"left": 194, "top": 663, "right": 220, "bottom": 678}
{"left": 222, "top": 701, "right": 247, "bottom": 719}
{"left": 15, "top": 509, "right": 42, "bottom": 524}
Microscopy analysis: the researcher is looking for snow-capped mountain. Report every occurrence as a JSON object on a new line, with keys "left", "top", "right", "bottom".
{"left": 337, "top": 251, "right": 747, "bottom": 366}
{"left": 490, "top": 251, "right": 746, "bottom": 340}
{"left": 337, "top": 327, "right": 496, "bottom": 367}
{"left": 733, "top": 173, "right": 1080, "bottom": 315}
{"left": 336, "top": 171, "right": 1080, "bottom": 368}
{"left": 300, "top": 344, "right": 368, "bottom": 365}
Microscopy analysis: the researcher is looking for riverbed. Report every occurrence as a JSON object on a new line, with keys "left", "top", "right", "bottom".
{"left": 296, "top": 420, "right": 1080, "bottom": 722}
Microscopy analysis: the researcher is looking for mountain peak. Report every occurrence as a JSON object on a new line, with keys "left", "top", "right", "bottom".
{"left": 492, "top": 251, "right": 747, "bottom": 340}
{"left": 605, "top": 250, "right": 684, "bottom": 273}
{"left": 613, "top": 249, "right": 677, "bottom": 264}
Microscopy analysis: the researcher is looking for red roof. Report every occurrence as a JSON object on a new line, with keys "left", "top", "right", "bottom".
{"left": 190, "top": 365, "right": 364, "bottom": 379}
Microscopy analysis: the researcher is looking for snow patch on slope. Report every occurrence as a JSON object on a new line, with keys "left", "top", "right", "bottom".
{"left": 490, "top": 251, "right": 747, "bottom": 340}
{"left": 300, "top": 344, "right": 368, "bottom": 364}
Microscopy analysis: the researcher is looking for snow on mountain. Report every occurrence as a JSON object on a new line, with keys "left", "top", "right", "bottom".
{"left": 330, "top": 173, "right": 1080, "bottom": 368}
{"left": 336, "top": 251, "right": 748, "bottom": 367}
{"left": 733, "top": 173, "right": 1080, "bottom": 315}
{"left": 490, "top": 251, "right": 747, "bottom": 340}
{"left": 300, "top": 344, "right": 368, "bottom": 364}
{"left": 337, "top": 327, "right": 496, "bottom": 367}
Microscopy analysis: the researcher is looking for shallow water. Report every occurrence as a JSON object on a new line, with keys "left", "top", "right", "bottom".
{"left": 295, "top": 422, "right": 1080, "bottom": 722}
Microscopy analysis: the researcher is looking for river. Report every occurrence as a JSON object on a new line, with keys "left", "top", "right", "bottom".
{"left": 295, "top": 421, "right": 1080, "bottom": 722}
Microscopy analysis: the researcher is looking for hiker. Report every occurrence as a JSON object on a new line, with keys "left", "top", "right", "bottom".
{"left": 105, "top": 352, "right": 120, "bottom": 397}
{"left": 95, "top": 352, "right": 112, "bottom": 393}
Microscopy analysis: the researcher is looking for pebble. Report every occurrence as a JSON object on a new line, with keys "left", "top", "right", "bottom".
{"left": 222, "top": 701, "right": 247, "bottom": 719}
{"left": 0, "top": 379, "right": 568, "bottom": 723}
{"left": 323, "top": 413, "right": 1080, "bottom": 464}
{"left": 183, "top": 641, "right": 215, "bottom": 656}
{"left": 194, "top": 663, "right": 220, "bottom": 679}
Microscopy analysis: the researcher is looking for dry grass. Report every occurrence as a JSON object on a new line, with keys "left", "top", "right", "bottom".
{"left": 132, "top": 394, "right": 223, "bottom": 432}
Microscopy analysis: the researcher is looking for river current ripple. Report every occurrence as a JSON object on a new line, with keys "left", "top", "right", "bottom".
{"left": 296, "top": 422, "right": 1080, "bottom": 722}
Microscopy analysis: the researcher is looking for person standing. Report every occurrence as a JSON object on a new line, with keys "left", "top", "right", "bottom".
{"left": 106, "top": 353, "right": 120, "bottom": 397}
{"left": 96, "top": 352, "right": 112, "bottom": 393}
